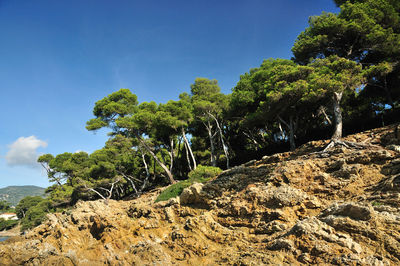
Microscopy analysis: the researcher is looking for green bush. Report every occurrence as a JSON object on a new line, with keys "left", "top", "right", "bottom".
{"left": 16, "top": 196, "right": 55, "bottom": 231}
{"left": 46, "top": 184, "right": 74, "bottom": 204}
{"left": 155, "top": 165, "right": 222, "bottom": 202}
{"left": 15, "top": 196, "right": 44, "bottom": 219}
{"left": 155, "top": 180, "right": 191, "bottom": 202}
{"left": 0, "top": 200, "right": 12, "bottom": 212}
{"left": 20, "top": 200, "right": 52, "bottom": 231}
{"left": 0, "top": 218, "right": 18, "bottom": 231}
{"left": 188, "top": 165, "right": 222, "bottom": 183}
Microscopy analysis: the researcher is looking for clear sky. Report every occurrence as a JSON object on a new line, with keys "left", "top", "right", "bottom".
{"left": 0, "top": 0, "right": 339, "bottom": 188}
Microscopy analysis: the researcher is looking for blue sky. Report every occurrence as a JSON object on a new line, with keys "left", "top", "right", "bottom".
{"left": 0, "top": 0, "right": 339, "bottom": 188}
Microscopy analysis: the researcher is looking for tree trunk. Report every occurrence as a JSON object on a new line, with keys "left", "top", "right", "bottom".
{"left": 140, "top": 171, "right": 150, "bottom": 192}
{"left": 318, "top": 106, "right": 332, "bottom": 125}
{"left": 176, "top": 136, "right": 182, "bottom": 167}
{"left": 168, "top": 138, "right": 174, "bottom": 172}
{"left": 120, "top": 172, "right": 139, "bottom": 196}
{"left": 278, "top": 122, "right": 286, "bottom": 141}
{"left": 139, "top": 147, "right": 150, "bottom": 180}
{"left": 182, "top": 128, "right": 197, "bottom": 170}
{"left": 55, "top": 178, "right": 65, "bottom": 191}
{"left": 332, "top": 91, "right": 343, "bottom": 140}
{"left": 278, "top": 115, "right": 296, "bottom": 151}
{"left": 184, "top": 140, "right": 192, "bottom": 171}
{"left": 209, "top": 112, "right": 229, "bottom": 169}
{"left": 87, "top": 187, "right": 106, "bottom": 200}
{"left": 243, "top": 131, "right": 260, "bottom": 150}
{"left": 135, "top": 134, "right": 175, "bottom": 184}
{"left": 206, "top": 120, "right": 217, "bottom": 167}
{"left": 40, "top": 163, "right": 65, "bottom": 191}
{"left": 383, "top": 77, "right": 395, "bottom": 109}
{"left": 289, "top": 116, "right": 295, "bottom": 151}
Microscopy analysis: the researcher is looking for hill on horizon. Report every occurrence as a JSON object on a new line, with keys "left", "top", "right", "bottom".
{"left": 0, "top": 186, "right": 45, "bottom": 206}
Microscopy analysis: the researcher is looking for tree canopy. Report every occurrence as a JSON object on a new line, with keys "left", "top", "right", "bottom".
{"left": 292, "top": 0, "right": 400, "bottom": 110}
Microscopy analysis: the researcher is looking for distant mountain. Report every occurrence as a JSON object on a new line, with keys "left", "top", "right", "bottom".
{"left": 0, "top": 186, "right": 46, "bottom": 206}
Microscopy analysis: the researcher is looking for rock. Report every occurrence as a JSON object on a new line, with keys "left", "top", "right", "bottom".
{"left": 288, "top": 217, "right": 363, "bottom": 254}
{"left": 254, "top": 220, "right": 287, "bottom": 234}
{"left": 386, "top": 144, "right": 400, "bottom": 152}
{"left": 179, "top": 182, "right": 204, "bottom": 205}
{"left": 361, "top": 256, "right": 387, "bottom": 266}
{"left": 166, "top": 196, "right": 180, "bottom": 206}
{"left": 267, "top": 239, "right": 294, "bottom": 251}
{"left": 320, "top": 203, "right": 374, "bottom": 221}
{"left": 290, "top": 217, "right": 333, "bottom": 237}
{"left": 127, "top": 203, "right": 153, "bottom": 218}
{"left": 246, "top": 184, "right": 309, "bottom": 208}
{"left": 164, "top": 206, "right": 175, "bottom": 223}
{"left": 298, "top": 253, "right": 312, "bottom": 263}
{"left": 381, "top": 174, "right": 400, "bottom": 191}
{"left": 304, "top": 198, "right": 322, "bottom": 209}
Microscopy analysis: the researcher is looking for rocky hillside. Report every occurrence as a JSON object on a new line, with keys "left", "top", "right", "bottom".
{"left": 0, "top": 186, "right": 45, "bottom": 206}
{"left": 1, "top": 124, "right": 400, "bottom": 265}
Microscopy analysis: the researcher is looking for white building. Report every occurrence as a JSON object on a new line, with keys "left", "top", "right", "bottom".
{"left": 0, "top": 213, "right": 18, "bottom": 220}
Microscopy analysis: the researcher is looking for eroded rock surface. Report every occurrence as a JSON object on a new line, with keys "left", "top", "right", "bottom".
{"left": 1, "top": 124, "right": 400, "bottom": 265}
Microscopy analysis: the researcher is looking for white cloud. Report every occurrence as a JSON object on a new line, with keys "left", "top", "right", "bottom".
{"left": 5, "top": 136, "right": 48, "bottom": 168}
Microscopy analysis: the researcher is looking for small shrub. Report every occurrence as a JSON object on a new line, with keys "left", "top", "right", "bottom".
{"left": 371, "top": 201, "right": 383, "bottom": 207}
{"left": 16, "top": 197, "right": 54, "bottom": 231}
{"left": 0, "top": 218, "right": 18, "bottom": 231}
{"left": 155, "top": 180, "right": 191, "bottom": 202}
{"left": 20, "top": 200, "right": 52, "bottom": 231}
{"left": 188, "top": 165, "right": 222, "bottom": 183}
{"left": 155, "top": 165, "right": 222, "bottom": 202}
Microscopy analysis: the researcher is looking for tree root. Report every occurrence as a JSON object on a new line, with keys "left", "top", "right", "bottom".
{"left": 311, "top": 139, "right": 380, "bottom": 155}
{"left": 323, "top": 140, "right": 369, "bottom": 152}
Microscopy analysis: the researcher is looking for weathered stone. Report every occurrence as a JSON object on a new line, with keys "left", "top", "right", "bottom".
{"left": 267, "top": 239, "right": 294, "bottom": 251}
{"left": 179, "top": 182, "right": 204, "bottom": 205}
{"left": 386, "top": 144, "right": 400, "bottom": 153}
{"left": 164, "top": 206, "right": 175, "bottom": 223}
{"left": 165, "top": 196, "right": 180, "bottom": 206}
{"left": 320, "top": 203, "right": 374, "bottom": 221}
{"left": 246, "top": 184, "right": 309, "bottom": 208}
{"left": 304, "top": 198, "right": 322, "bottom": 209}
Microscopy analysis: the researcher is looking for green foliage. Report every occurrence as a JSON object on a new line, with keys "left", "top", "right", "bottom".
{"left": 0, "top": 200, "right": 12, "bottom": 212}
{"left": 371, "top": 201, "right": 383, "bottom": 207}
{"left": 155, "top": 165, "right": 222, "bottom": 202}
{"left": 86, "top": 88, "right": 177, "bottom": 184}
{"left": 191, "top": 78, "right": 229, "bottom": 117}
{"left": 45, "top": 185, "right": 74, "bottom": 205}
{"left": 20, "top": 200, "right": 52, "bottom": 231}
{"left": 15, "top": 196, "right": 54, "bottom": 231}
{"left": 0, "top": 218, "right": 18, "bottom": 231}
{"left": 190, "top": 78, "right": 231, "bottom": 167}
{"left": 292, "top": 0, "right": 400, "bottom": 109}
{"left": 86, "top": 88, "right": 138, "bottom": 131}
{"left": 15, "top": 196, "right": 44, "bottom": 219}
{"left": 308, "top": 55, "right": 364, "bottom": 98}
{"left": 187, "top": 165, "right": 222, "bottom": 183}
{"left": 230, "top": 58, "right": 318, "bottom": 150}
{"left": 154, "top": 180, "right": 192, "bottom": 203}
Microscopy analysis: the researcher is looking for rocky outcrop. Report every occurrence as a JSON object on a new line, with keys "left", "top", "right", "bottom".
{"left": 1, "top": 124, "right": 400, "bottom": 265}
